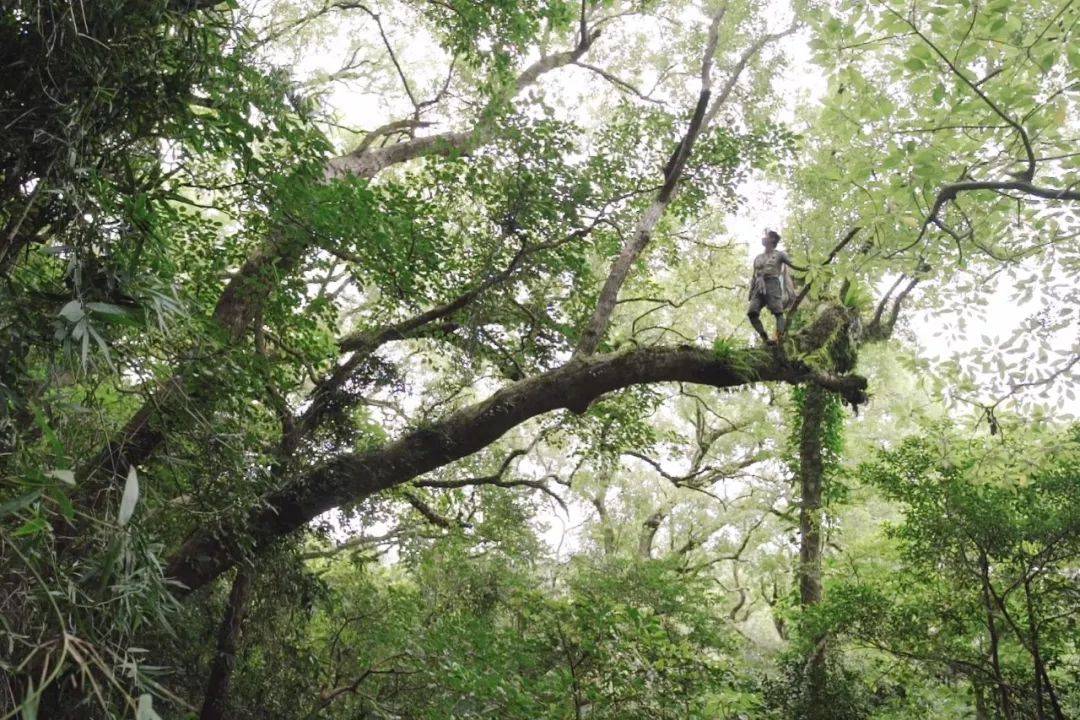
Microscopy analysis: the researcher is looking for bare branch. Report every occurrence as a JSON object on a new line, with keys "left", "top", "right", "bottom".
{"left": 411, "top": 446, "right": 572, "bottom": 513}
{"left": 624, "top": 450, "right": 714, "bottom": 486}
{"left": 358, "top": 5, "right": 420, "bottom": 111}
{"left": 864, "top": 275, "right": 920, "bottom": 343}
{"left": 573, "top": 62, "right": 664, "bottom": 104}
{"left": 299, "top": 529, "right": 406, "bottom": 560}
{"left": 887, "top": 178, "right": 1080, "bottom": 258}
{"left": 681, "top": 514, "right": 767, "bottom": 574}
{"left": 702, "top": 22, "right": 798, "bottom": 127}
{"left": 351, "top": 118, "right": 433, "bottom": 156}
{"left": 401, "top": 490, "right": 458, "bottom": 529}
{"left": 699, "top": 2, "right": 728, "bottom": 89}
{"left": 326, "top": 29, "right": 601, "bottom": 178}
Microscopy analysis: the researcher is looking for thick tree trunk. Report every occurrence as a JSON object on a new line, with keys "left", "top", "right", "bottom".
{"left": 797, "top": 385, "right": 829, "bottom": 719}
{"left": 572, "top": 96, "right": 708, "bottom": 358}
{"left": 973, "top": 680, "right": 989, "bottom": 720}
{"left": 76, "top": 225, "right": 308, "bottom": 497}
{"left": 573, "top": 17, "right": 793, "bottom": 359}
{"left": 638, "top": 509, "right": 665, "bottom": 559}
{"left": 589, "top": 491, "right": 617, "bottom": 557}
{"left": 199, "top": 568, "right": 255, "bottom": 720}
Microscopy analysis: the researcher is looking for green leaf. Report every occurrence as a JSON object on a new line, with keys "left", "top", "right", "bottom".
{"left": 46, "top": 469, "right": 76, "bottom": 486}
{"left": 32, "top": 406, "right": 64, "bottom": 457}
{"left": 0, "top": 490, "right": 42, "bottom": 519}
{"left": 136, "top": 694, "right": 162, "bottom": 720}
{"left": 932, "top": 83, "right": 945, "bottom": 103}
{"left": 58, "top": 300, "right": 84, "bottom": 323}
{"left": 49, "top": 488, "right": 76, "bottom": 521}
{"left": 911, "top": 44, "right": 933, "bottom": 62}
{"left": 118, "top": 466, "right": 139, "bottom": 526}
{"left": 86, "top": 302, "right": 136, "bottom": 326}
{"left": 904, "top": 57, "right": 926, "bottom": 72}
{"left": 86, "top": 302, "right": 126, "bottom": 315}
{"left": 20, "top": 683, "right": 38, "bottom": 720}
{"left": 13, "top": 517, "right": 47, "bottom": 537}
{"left": 87, "top": 324, "right": 114, "bottom": 370}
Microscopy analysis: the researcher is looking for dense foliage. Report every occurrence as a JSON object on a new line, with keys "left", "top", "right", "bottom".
{"left": 1, "top": 0, "right": 1077, "bottom": 718}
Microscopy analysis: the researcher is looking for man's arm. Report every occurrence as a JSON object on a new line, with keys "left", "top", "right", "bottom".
{"left": 781, "top": 251, "right": 807, "bottom": 273}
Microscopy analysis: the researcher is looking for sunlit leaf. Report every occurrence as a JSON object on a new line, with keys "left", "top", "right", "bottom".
{"left": 118, "top": 466, "right": 140, "bottom": 527}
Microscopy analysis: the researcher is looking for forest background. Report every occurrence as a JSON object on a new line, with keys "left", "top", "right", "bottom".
{"left": 1, "top": 0, "right": 1078, "bottom": 718}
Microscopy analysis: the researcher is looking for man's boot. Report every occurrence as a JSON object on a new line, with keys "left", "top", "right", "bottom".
{"left": 774, "top": 313, "right": 787, "bottom": 345}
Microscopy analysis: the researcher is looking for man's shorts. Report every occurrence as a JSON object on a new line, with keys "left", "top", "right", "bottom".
{"left": 748, "top": 276, "right": 784, "bottom": 316}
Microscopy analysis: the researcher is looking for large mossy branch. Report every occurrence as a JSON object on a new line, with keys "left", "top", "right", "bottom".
{"left": 165, "top": 342, "right": 868, "bottom": 593}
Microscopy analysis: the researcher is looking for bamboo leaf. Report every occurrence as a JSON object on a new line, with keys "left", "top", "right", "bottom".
{"left": 118, "top": 466, "right": 140, "bottom": 526}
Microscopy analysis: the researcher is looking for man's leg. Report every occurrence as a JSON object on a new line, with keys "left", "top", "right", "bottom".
{"left": 764, "top": 279, "right": 786, "bottom": 342}
{"left": 747, "top": 295, "right": 770, "bottom": 343}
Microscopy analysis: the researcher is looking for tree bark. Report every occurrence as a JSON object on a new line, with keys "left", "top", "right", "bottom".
{"left": 573, "top": 90, "right": 710, "bottom": 357}
{"left": 199, "top": 567, "right": 255, "bottom": 720}
{"left": 973, "top": 680, "right": 989, "bottom": 720}
{"left": 1029, "top": 579, "right": 1046, "bottom": 720}
{"left": 638, "top": 509, "right": 665, "bottom": 559}
{"left": 986, "top": 570, "right": 1066, "bottom": 720}
{"left": 796, "top": 385, "right": 830, "bottom": 719}
{"left": 589, "top": 490, "right": 616, "bottom": 557}
{"left": 978, "top": 550, "right": 1014, "bottom": 720}
{"left": 323, "top": 35, "right": 597, "bottom": 179}
{"left": 166, "top": 342, "right": 868, "bottom": 593}
{"left": 1024, "top": 576, "right": 1064, "bottom": 720}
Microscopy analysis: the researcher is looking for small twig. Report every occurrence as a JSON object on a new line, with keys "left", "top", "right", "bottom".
{"left": 573, "top": 62, "right": 664, "bottom": 104}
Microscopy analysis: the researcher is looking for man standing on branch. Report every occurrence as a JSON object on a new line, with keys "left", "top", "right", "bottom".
{"left": 747, "top": 229, "right": 804, "bottom": 345}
